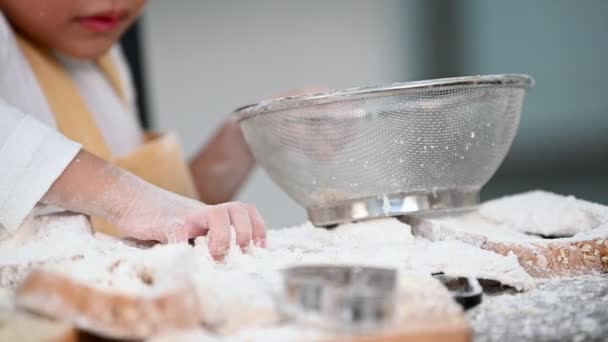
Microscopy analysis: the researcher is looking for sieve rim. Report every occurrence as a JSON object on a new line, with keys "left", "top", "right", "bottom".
{"left": 307, "top": 189, "right": 480, "bottom": 227}
{"left": 233, "top": 74, "right": 533, "bottom": 121}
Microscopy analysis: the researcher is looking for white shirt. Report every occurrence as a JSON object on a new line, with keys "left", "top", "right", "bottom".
{"left": 0, "top": 11, "right": 144, "bottom": 233}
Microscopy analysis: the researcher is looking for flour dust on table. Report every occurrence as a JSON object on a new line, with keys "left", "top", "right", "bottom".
{"left": 1, "top": 190, "right": 607, "bottom": 340}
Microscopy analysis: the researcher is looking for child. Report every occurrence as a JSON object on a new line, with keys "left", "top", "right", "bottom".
{"left": 0, "top": 0, "right": 266, "bottom": 260}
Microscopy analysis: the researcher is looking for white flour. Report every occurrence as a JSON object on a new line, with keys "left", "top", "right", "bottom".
{"left": 0, "top": 213, "right": 196, "bottom": 296}
{"left": 412, "top": 190, "right": 608, "bottom": 245}
{"left": 151, "top": 272, "right": 465, "bottom": 342}
{"left": 478, "top": 190, "right": 607, "bottom": 237}
{"left": 187, "top": 218, "right": 533, "bottom": 333}
{"left": 0, "top": 214, "right": 533, "bottom": 336}
{"left": 410, "top": 212, "right": 542, "bottom": 245}
{"left": 468, "top": 275, "right": 608, "bottom": 341}
{"left": 5, "top": 190, "right": 606, "bottom": 340}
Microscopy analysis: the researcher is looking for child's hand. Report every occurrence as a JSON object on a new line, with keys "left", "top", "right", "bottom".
{"left": 115, "top": 193, "right": 266, "bottom": 260}
{"left": 41, "top": 150, "right": 267, "bottom": 261}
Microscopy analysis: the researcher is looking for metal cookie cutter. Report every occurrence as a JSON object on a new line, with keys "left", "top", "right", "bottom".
{"left": 432, "top": 273, "right": 483, "bottom": 310}
{"left": 281, "top": 265, "right": 397, "bottom": 334}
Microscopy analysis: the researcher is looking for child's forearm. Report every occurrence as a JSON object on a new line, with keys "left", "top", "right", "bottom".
{"left": 40, "top": 149, "right": 201, "bottom": 242}
{"left": 189, "top": 117, "right": 255, "bottom": 204}
{"left": 40, "top": 149, "right": 140, "bottom": 224}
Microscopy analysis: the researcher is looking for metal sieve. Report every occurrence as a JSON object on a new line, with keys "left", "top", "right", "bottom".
{"left": 234, "top": 74, "right": 533, "bottom": 227}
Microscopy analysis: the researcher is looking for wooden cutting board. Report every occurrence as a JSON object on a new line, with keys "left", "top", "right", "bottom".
{"left": 149, "top": 317, "right": 471, "bottom": 342}
{"left": 0, "top": 311, "right": 77, "bottom": 342}
{"left": 325, "top": 319, "right": 471, "bottom": 342}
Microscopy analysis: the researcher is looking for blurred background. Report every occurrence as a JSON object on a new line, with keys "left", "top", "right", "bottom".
{"left": 121, "top": 0, "right": 608, "bottom": 228}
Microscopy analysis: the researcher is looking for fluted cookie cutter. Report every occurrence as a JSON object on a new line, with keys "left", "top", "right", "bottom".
{"left": 281, "top": 265, "right": 397, "bottom": 334}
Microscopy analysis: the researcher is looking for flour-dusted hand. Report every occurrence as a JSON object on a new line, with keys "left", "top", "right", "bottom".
{"left": 41, "top": 150, "right": 267, "bottom": 261}
{"left": 115, "top": 193, "right": 267, "bottom": 260}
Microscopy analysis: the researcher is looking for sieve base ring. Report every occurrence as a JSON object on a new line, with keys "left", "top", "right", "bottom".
{"left": 307, "top": 189, "right": 479, "bottom": 227}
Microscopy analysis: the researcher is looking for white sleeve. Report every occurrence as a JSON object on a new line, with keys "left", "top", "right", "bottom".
{"left": 0, "top": 98, "right": 81, "bottom": 233}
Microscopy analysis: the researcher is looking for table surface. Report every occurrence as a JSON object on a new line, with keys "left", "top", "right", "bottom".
{"left": 468, "top": 275, "right": 608, "bottom": 342}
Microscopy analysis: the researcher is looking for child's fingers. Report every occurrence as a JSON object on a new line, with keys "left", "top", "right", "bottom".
{"left": 206, "top": 206, "right": 232, "bottom": 261}
{"left": 227, "top": 204, "right": 253, "bottom": 251}
{"left": 247, "top": 205, "right": 267, "bottom": 248}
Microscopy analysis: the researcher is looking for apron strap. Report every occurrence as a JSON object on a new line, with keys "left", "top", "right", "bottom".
{"left": 97, "top": 53, "right": 127, "bottom": 105}
{"left": 15, "top": 35, "right": 125, "bottom": 160}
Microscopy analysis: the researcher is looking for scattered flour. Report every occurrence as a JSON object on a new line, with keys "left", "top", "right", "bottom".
{"left": 150, "top": 273, "right": 465, "bottom": 342}
{"left": 410, "top": 212, "right": 542, "bottom": 246}
{"left": 1, "top": 191, "right": 606, "bottom": 340}
{"left": 469, "top": 276, "right": 608, "bottom": 341}
{"left": 188, "top": 218, "right": 533, "bottom": 333}
{"left": 0, "top": 213, "right": 197, "bottom": 296}
{"left": 0, "top": 204, "right": 553, "bottom": 338}
{"left": 0, "top": 214, "right": 94, "bottom": 264}
{"left": 42, "top": 242, "right": 198, "bottom": 297}
{"left": 479, "top": 190, "right": 608, "bottom": 237}
{"left": 411, "top": 190, "right": 608, "bottom": 245}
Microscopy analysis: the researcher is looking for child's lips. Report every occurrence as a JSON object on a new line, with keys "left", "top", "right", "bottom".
{"left": 76, "top": 11, "right": 127, "bottom": 33}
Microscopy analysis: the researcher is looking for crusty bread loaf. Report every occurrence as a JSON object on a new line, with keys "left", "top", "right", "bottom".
{"left": 2, "top": 213, "right": 205, "bottom": 339}
{"left": 16, "top": 268, "right": 202, "bottom": 340}
{"left": 410, "top": 191, "right": 608, "bottom": 278}
{"left": 484, "top": 236, "right": 608, "bottom": 278}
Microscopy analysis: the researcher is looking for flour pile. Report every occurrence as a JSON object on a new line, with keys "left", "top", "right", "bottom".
{"left": 6, "top": 190, "right": 605, "bottom": 338}
{"left": 189, "top": 218, "right": 533, "bottom": 331}
{"left": 0, "top": 214, "right": 534, "bottom": 335}
{"left": 479, "top": 191, "right": 607, "bottom": 237}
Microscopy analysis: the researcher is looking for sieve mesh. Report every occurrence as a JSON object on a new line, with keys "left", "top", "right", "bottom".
{"left": 237, "top": 76, "right": 529, "bottom": 214}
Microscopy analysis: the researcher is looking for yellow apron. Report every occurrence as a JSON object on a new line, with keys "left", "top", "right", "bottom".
{"left": 16, "top": 35, "right": 199, "bottom": 237}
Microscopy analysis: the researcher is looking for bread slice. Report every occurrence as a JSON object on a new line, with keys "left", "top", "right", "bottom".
{"left": 13, "top": 239, "right": 205, "bottom": 340}
{"left": 409, "top": 191, "right": 608, "bottom": 278}
{"left": 1, "top": 212, "right": 206, "bottom": 340}
{"left": 16, "top": 268, "right": 201, "bottom": 340}
{"left": 0, "top": 214, "right": 93, "bottom": 289}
